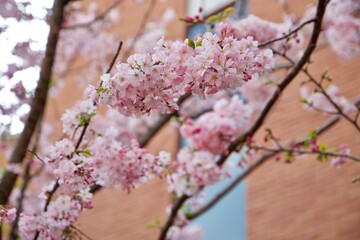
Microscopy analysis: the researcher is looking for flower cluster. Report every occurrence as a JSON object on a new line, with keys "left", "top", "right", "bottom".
{"left": 18, "top": 192, "right": 92, "bottom": 240}
{"left": 300, "top": 85, "right": 356, "bottom": 115}
{"left": 166, "top": 225, "right": 204, "bottom": 240}
{"left": 90, "top": 138, "right": 170, "bottom": 191}
{"left": 60, "top": 99, "right": 96, "bottom": 136}
{"left": 97, "top": 32, "right": 273, "bottom": 116}
{"left": 303, "top": 0, "right": 360, "bottom": 59}
{"left": 44, "top": 138, "right": 96, "bottom": 192}
{"left": 331, "top": 144, "right": 350, "bottom": 169}
{"left": 240, "top": 74, "right": 277, "bottom": 111}
{"left": 167, "top": 148, "right": 225, "bottom": 196}
{"left": 89, "top": 108, "right": 160, "bottom": 146}
{"left": 180, "top": 96, "right": 253, "bottom": 155}
{"left": 217, "top": 15, "right": 304, "bottom": 56}
{"left": 0, "top": 205, "right": 17, "bottom": 224}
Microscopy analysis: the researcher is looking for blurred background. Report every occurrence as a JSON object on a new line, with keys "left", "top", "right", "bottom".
{"left": 1, "top": 0, "right": 359, "bottom": 239}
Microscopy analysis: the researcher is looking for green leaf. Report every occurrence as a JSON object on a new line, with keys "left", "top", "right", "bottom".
{"left": 206, "top": 14, "right": 219, "bottom": 23}
{"left": 79, "top": 113, "right": 96, "bottom": 126}
{"left": 299, "top": 97, "right": 307, "bottom": 104}
{"left": 308, "top": 129, "right": 317, "bottom": 140}
{"left": 188, "top": 38, "right": 195, "bottom": 49}
{"left": 318, "top": 143, "right": 327, "bottom": 151}
{"left": 196, "top": 38, "right": 203, "bottom": 47}
{"left": 284, "top": 151, "right": 295, "bottom": 163}
{"left": 96, "top": 86, "right": 104, "bottom": 94}
{"left": 223, "top": 7, "right": 234, "bottom": 17}
{"left": 352, "top": 177, "right": 360, "bottom": 183}
{"left": 146, "top": 216, "right": 161, "bottom": 229}
{"left": 81, "top": 149, "right": 92, "bottom": 157}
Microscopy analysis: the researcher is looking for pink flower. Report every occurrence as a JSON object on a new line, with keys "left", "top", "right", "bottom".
{"left": 331, "top": 145, "right": 350, "bottom": 169}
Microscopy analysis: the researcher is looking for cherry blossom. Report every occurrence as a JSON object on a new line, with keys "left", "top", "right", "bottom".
{"left": 180, "top": 96, "right": 252, "bottom": 155}
{"left": 303, "top": 0, "right": 360, "bottom": 59}
{"left": 90, "top": 138, "right": 170, "bottom": 191}
{"left": 166, "top": 225, "right": 204, "bottom": 240}
{"left": 300, "top": 84, "right": 356, "bottom": 115}
{"left": 97, "top": 32, "right": 273, "bottom": 116}
{"left": 167, "top": 147, "right": 226, "bottom": 196}
{"left": 331, "top": 144, "right": 350, "bottom": 168}
{"left": 18, "top": 193, "right": 92, "bottom": 240}
{"left": 0, "top": 205, "right": 17, "bottom": 224}
{"left": 217, "top": 14, "right": 304, "bottom": 56}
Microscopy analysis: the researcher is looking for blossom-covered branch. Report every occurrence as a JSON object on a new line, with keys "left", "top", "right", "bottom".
{"left": 186, "top": 97, "right": 360, "bottom": 220}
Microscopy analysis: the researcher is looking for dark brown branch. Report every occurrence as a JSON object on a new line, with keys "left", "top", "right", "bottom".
{"left": 251, "top": 146, "right": 360, "bottom": 162}
{"left": 139, "top": 93, "right": 190, "bottom": 147}
{"left": 217, "top": 0, "right": 327, "bottom": 167}
{"left": 157, "top": 195, "right": 188, "bottom": 240}
{"left": 71, "top": 225, "right": 94, "bottom": 240}
{"left": 106, "top": 41, "right": 123, "bottom": 74}
{"left": 158, "top": 1, "right": 328, "bottom": 238}
{"left": 187, "top": 101, "right": 356, "bottom": 220}
{"left": 33, "top": 180, "right": 60, "bottom": 240}
{"left": 74, "top": 41, "right": 122, "bottom": 152}
{"left": 9, "top": 163, "right": 31, "bottom": 240}
{"left": 305, "top": 71, "right": 360, "bottom": 132}
{"left": 259, "top": 18, "right": 316, "bottom": 47}
{"left": 0, "top": 0, "right": 66, "bottom": 205}
{"left": 63, "top": 0, "right": 125, "bottom": 30}
{"left": 10, "top": 117, "right": 44, "bottom": 240}
{"left": 190, "top": 97, "right": 360, "bottom": 219}
{"left": 274, "top": 48, "right": 360, "bottom": 132}
{"left": 188, "top": 152, "right": 273, "bottom": 220}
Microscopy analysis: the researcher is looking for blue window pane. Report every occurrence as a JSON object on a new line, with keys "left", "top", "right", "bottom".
{"left": 180, "top": 136, "right": 247, "bottom": 240}
{"left": 190, "top": 152, "right": 247, "bottom": 240}
{"left": 188, "top": 24, "right": 208, "bottom": 39}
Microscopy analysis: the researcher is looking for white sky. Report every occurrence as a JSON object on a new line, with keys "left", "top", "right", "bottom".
{"left": 0, "top": 0, "right": 53, "bottom": 134}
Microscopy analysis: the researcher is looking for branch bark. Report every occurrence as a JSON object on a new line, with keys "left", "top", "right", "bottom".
{"left": 0, "top": 0, "right": 66, "bottom": 205}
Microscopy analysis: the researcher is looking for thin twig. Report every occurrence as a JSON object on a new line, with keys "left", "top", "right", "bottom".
{"left": 27, "top": 150, "right": 44, "bottom": 163}
{"left": 273, "top": 48, "right": 360, "bottom": 132}
{"left": 187, "top": 99, "right": 359, "bottom": 220}
{"left": 306, "top": 72, "right": 360, "bottom": 132}
{"left": 64, "top": 0, "right": 125, "bottom": 30}
{"left": 33, "top": 180, "right": 60, "bottom": 240}
{"left": 10, "top": 117, "right": 44, "bottom": 239}
{"left": 259, "top": 18, "right": 316, "bottom": 47}
{"left": 106, "top": 41, "right": 123, "bottom": 74}
{"left": 71, "top": 225, "right": 95, "bottom": 240}
{"left": 251, "top": 146, "right": 360, "bottom": 162}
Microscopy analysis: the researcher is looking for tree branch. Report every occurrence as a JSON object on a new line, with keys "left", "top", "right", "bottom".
{"left": 63, "top": 0, "right": 125, "bottom": 30}
{"left": 187, "top": 100, "right": 357, "bottom": 220}
{"left": 259, "top": 18, "right": 316, "bottom": 47}
{"left": 251, "top": 146, "right": 360, "bottom": 162}
{"left": 0, "top": 0, "right": 66, "bottom": 205}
